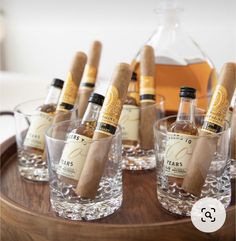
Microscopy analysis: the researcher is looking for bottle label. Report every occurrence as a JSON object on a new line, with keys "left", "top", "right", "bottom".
{"left": 96, "top": 85, "right": 122, "bottom": 136}
{"left": 57, "top": 72, "right": 78, "bottom": 111}
{"left": 140, "top": 76, "right": 155, "bottom": 103}
{"left": 119, "top": 105, "right": 140, "bottom": 142}
{"left": 164, "top": 132, "right": 197, "bottom": 178}
{"left": 57, "top": 133, "right": 92, "bottom": 180}
{"left": 24, "top": 111, "right": 54, "bottom": 150}
{"left": 202, "top": 85, "right": 229, "bottom": 133}
{"left": 80, "top": 65, "right": 97, "bottom": 90}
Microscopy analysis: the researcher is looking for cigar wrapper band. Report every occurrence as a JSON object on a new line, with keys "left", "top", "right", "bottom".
{"left": 80, "top": 65, "right": 97, "bottom": 84}
{"left": 140, "top": 76, "right": 155, "bottom": 88}
{"left": 202, "top": 85, "right": 229, "bottom": 133}
{"left": 57, "top": 102, "right": 74, "bottom": 112}
{"left": 140, "top": 75, "right": 156, "bottom": 98}
{"left": 140, "top": 94, "right": 156, "bottom": 102}
{"left": 58, "top": 72, "right": 78, "bottom": 106}
{"left": 95, "top": 122, "right": 117, "bottom": 136}
{"left": 81, "top": 65, "right": 97, "bottom": 79}
{"left": 202, "top": 122, "right": 223, "bottom": 134}
{"left": 80, "top": 82, "right": 95, "bottom": 89}
{"left": 97, "top": 85, "right": 122, "bottom": 128}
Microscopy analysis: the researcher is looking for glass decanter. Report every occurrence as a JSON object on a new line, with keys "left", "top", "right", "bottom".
{"left": 132, "top": 0, "right": 217, "bottom": 114}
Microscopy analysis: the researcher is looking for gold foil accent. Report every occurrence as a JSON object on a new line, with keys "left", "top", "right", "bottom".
{"left": 80, "top": 65, "right": 97, "bottom": 90}
{"left": 58, "top": 72, "right": 78, "bottom": 107}
{"left": 203, "top": 85, "right": 229, "bottom": 129}
{"left": 96, "top": 85, "right": 122, "bottom": 134}
{"left": 140, "top": 75, "right": 155, "bottom": 96}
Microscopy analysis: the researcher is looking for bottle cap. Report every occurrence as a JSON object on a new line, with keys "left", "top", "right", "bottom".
{"left": 180, "top": 87, "right": 196, "bottom": 99}
{"left": 51, "top": 78, "right": 64, "bottom": 89}
{"left": 131, "top": 72, "right": 137, "bottom": 82}
{"left": 88, "top": 93, "right": 105, "bottom": 106}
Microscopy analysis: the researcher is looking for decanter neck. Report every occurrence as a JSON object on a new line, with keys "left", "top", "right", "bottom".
{"left": 157, "top": 9, "right": 182, "bottom": 28}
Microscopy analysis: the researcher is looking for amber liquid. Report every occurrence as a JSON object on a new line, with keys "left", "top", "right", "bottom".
{"left": 132, "top": 61, "right": 217, "bottom": 114}
{"left": 24, "top": 103, "right": 57, "bottom": 155}
{"left": 168, "top": 121, "right": 198, "bottom": 186}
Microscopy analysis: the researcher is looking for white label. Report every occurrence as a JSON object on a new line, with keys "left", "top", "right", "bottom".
{"left": 119, "top": 105, "right": 140, "bottom": 142}
{"left": 57, "top": 133, "right": 92, "bottom": 180}
{"left": 24, "top": 111, "right": 53, "bottom": 150}
{"left": 164, "top": 132, "right": 197, "bottom": 178}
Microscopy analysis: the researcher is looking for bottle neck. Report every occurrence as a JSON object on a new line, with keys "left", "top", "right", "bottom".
{"left": 44, "top": 86, "right": 62, "bottom": 105}
{"left": 82, "top": 102, "right": 102, "bottom": 123}
{"left": 176, "top": 97, "right": 195, "bottom": 123}
{"left": 128, "top": 80, "right": 138, "bottom": 93}
{"left": 157, "top": 9, "right": 181, "bottom": 28}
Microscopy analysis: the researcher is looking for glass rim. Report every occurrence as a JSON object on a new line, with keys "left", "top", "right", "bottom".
{"left": 154, "top": 114, "right": 230, "bottom": 137}
{"left": 138, "top": 93, "right": 165, "bottom": 109}
{"left": 45, "top": 119, "right": 122, "bottom": 143}
{"left": 14, "top": 98, "right": 44, "bottom": 117}
{"left": 13, "top": 98, "right": 77, "bottom": 117}
{"left": 155, "top": 93, "right": 165, "bottom": 103}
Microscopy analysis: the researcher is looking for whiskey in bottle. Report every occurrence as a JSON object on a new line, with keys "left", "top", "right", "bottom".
{"left": 57, "top": 93, "right": 105, "bottom": 185}
{"left": 164, "top": 87, "right": 198, "bottom": 186}
{"left": 119, "top": 72, "right": 140, "bottom": 147}
{"left": 24, "top": 78, "right": 64, "bottom": 155}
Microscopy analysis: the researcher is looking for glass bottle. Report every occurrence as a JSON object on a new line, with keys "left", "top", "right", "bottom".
{"left": 24, "top": 78, "right": 64, "bottom": 155}
{"left": 57, "top": 93, "right": 104, "bottom": 185}
{"left": 164, "top": 87, "right": 198, "bottom": 186}
{"left": 132, "top": 0, "right": 217, "bottom": 114}
{"left": 119, "top": 72, "right": 140, "bottom": 147}
{"left": 126, "top": 72, "right": 139, "bottom": 106}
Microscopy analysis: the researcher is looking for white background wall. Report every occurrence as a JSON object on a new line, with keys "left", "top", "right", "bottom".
{"left": 0, "top": 0, "right": 235, "bottom": 142}
{"left": 1, "top": 0, "right": 236, "bottom": 83}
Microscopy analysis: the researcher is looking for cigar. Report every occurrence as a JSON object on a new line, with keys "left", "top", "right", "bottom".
{"left": 52, "top": 52, "right": 87, "bottom": 124}
{"left": 40, "top": 52, "right": 87, "bottom": 163}
{"left": 139, "top": 45, "right": 156, "bottom": 150}
{"left": 75, "top": 63, "right": 132, "bottom": 198}
{"left": 230, "top": 100, "right": 236, "bottom": 159}
{"left": 42, "top": 52, "right": 87, "bottom": 161}
{"left": 76, "top": 41, "right": 102, "bottom": 119}
{"left": 182, "top": 62, "right": 236, "bottom": 196}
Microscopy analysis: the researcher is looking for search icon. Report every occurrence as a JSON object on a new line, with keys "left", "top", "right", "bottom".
{"left": 205, "top": 211, "right": 212, "bottom": 219}
{"left": 191, "top": 197, "right": 226, "bottom": 233}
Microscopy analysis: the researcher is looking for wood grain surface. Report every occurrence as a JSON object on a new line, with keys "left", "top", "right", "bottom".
{"left": 0, "top": 137, "right": 235, "bottom": 241}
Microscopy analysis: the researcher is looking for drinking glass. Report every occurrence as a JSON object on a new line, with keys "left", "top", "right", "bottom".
{"left": 121, "top": 94, "right": 165, "bottom": 170}
{"left": 14, "top": 99, "right": 76, "bottom": 181}
{"left": 45, "top": 119, "right": 122, "bottom": 221}
{"left": 154, "top": 115, "right": 231, "bottom": 216}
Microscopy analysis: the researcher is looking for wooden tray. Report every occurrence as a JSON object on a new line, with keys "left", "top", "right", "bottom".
{"left": 1, "top": 137, "right": 235, "bottom": 241}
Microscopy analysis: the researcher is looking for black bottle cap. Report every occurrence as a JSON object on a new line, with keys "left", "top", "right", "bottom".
{"left": 179, "top": 87, "right": 196, "bottom": 99}
{"left": 51, "top": 78, "right": 64, "bottom": 89}
{"left": 88, "top": 93, "right": 105, "bottom": 106}
{"left": 131, "top": 72, "right": 137, "bottom": 82}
